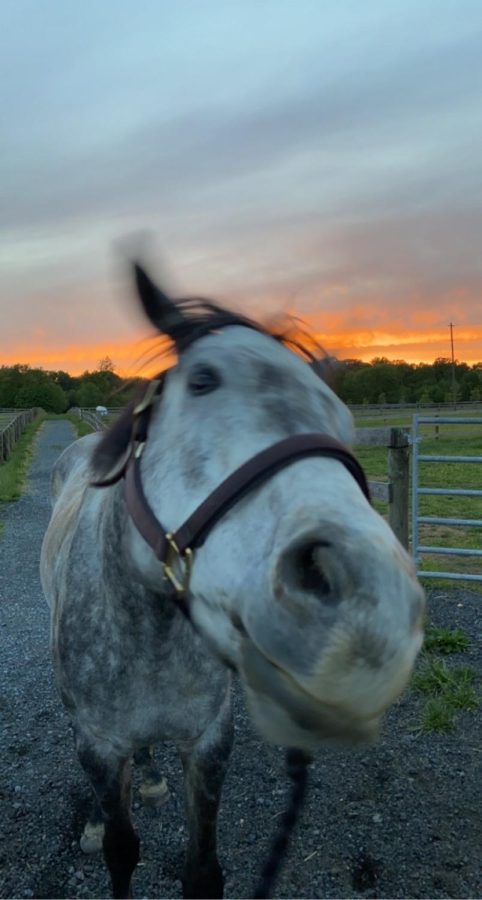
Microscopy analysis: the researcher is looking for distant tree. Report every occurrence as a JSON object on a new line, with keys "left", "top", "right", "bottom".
{"left": 1, "top": 366, "right": 68, "bottom": 412}
{"left": 75, "top": 381, "right": 103, "bottom": 407}
{"left": 98, "top": 356, "right": 115, "bottom": 373}
{"left": 0, "top": 364, "right": 30, "bottom": 406}
{"left": 16, "top": 378, "right": 67, "bottom": 413}
{"left": 49, "top": 369, "right": 76, "bottom": 393}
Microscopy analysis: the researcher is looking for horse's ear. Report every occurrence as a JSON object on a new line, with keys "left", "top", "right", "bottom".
{"left": 133, "top": 263, "right": 186, "bottom": 340}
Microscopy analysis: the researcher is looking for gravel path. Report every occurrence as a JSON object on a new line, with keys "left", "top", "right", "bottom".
{"left": 0, "top": 420, "right": 481, "bottom": 900}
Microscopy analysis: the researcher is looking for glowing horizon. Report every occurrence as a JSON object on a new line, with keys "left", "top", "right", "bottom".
{"left": 3, "top": 319, "right": 481, "bottom": 377}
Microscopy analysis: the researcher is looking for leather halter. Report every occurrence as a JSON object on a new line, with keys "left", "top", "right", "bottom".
{"left": 101, "top": 380, "right": 370, "bottom": 598}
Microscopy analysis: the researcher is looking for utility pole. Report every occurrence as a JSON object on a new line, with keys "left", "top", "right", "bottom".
{"left": 449, "top": 322, "right": 457, "bottom": 409}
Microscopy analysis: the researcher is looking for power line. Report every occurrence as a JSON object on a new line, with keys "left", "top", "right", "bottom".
{"left": 449, "top": 322, "right": 457, "bottom": 408}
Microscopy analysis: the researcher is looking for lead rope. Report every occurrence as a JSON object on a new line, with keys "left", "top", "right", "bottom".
{"left": 253, "top": 749, "right": 312, "bottom": 899}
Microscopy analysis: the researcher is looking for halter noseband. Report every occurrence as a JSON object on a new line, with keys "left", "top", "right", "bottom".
{"left": 98, "top": 380, "right": 370, "bottom": 600}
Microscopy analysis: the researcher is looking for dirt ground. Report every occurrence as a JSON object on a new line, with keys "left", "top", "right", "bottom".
{"left": 0, "top": 421, "right": 480, "bottom": 899}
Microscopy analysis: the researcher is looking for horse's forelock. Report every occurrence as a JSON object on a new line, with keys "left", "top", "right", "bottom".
{"left": 133, "top": 264, "right": 333, "bottom": 382}
{"left": 142, "top": 295, "right": 334, "bottom": 385}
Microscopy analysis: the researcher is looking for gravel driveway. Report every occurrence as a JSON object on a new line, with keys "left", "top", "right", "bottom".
{"left": 0, "top": 420, "right": 480, "bottom": 899}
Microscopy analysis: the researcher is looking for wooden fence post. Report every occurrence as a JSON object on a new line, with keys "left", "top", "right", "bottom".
{"left": 388, "top": 427, "right": 410, "bottom": 549}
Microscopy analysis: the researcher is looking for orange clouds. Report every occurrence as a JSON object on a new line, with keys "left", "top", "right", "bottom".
{"left": 5, "top": 320, "right": 482, "bottom": 375}
{"left": 314, "top": 327, "right": 482, "bottom": 365}
{"left": 1, "top": 335, "right": 165, "bottom": 378}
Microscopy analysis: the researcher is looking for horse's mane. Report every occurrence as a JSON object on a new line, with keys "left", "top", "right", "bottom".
{"left": 143, "top": 294, "right": 333, "bottom": 380}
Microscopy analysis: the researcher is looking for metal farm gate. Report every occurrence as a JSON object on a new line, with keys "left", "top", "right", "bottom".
{"left": 412, "top": 415, "right": 482, "bottom": 582}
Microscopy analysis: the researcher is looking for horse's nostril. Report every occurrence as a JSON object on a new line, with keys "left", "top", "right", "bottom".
{"left": 287, "top": 541, "right": 333, "bottom": 598}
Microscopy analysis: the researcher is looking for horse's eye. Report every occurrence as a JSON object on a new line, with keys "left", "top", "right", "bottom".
{"left": 187, "top": 366, "right": 221, "bottom": 396}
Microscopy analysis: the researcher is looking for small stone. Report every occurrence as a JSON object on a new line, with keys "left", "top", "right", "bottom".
{"left": 372, "top": 813, "right": 383, "bottom": 824}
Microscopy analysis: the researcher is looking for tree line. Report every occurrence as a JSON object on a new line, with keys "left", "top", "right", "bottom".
{"left": 1, "top": 355, "right": 481, "bottom": 413}
{"left": 0, "top": 358, "right": 139, "bottom": 413}
{"left": 334, "top": 357, "right": 482, "bottom": 405}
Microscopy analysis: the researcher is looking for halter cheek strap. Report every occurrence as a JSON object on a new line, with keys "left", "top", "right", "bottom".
{"left": 113, "top": 386, "right": 371, "bottom": 599}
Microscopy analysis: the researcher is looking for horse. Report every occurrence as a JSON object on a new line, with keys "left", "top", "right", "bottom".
{"left": 40, "top": 262, "right": 425, "bottom": 899}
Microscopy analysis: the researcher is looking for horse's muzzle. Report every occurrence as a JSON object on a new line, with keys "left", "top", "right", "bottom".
{"left": 239, "top": 638, "right": 382, "bottom": 751}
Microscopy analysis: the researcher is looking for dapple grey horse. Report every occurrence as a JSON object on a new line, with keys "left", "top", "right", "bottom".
{"left": 41, "top": 263, "right": 425, "bottom": 899}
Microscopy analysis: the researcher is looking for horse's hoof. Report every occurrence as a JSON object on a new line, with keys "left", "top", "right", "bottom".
{"left": 80, "top": 821, "right": 105, "bottom": 854}
{"left": 182, "top": 861, "right": 224, "bottom": 899}
{"left": 139, "top": 777, "right": 169, "bottom": 807}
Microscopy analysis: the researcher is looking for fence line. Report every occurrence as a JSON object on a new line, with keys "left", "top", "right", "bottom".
{"left": 0, "top": 409, "right": 41, "bottom": 464}
{"left": 350, "top": 401, "right": 482, "bottom": 414}
{"left": 411, "top": 415, "right": 482, "bottom": 582}
{"left": 72, "top": 407, "right": 107, "bottom": 431}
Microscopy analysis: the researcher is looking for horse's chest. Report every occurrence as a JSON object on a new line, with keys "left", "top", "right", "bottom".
{"left": 59, "top": 609, "right": 228, "bottom": 746}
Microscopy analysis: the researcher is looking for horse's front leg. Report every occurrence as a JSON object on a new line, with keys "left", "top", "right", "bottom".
{"left": 134, "top": 745, "right": 169, "bottom": 807}
{"left": 76, "top": 734, "right": 139, "bottom": 899}
{"left": 178, "top": 687, "right": 234, "bottom": 900}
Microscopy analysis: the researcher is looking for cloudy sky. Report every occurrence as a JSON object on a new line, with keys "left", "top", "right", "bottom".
{"left": 1, "top": 0, "right": 482, "bottom": 374}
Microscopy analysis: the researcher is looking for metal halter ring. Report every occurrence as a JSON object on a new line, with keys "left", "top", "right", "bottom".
{"left": 162, "top": 533, "right": 194, "bottom": 596}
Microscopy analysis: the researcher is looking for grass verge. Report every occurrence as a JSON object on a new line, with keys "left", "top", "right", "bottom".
{"left": 0, "top": 413, "right": 46, "bottom": 503}
{"left": 66, "top": 413, "right": 95, "bottom": 438}
{"left": 412, "top": 627, "right": 479, "bottom": 733}
{"left": 424, "top": 625, "right": 470, "bottom": 654}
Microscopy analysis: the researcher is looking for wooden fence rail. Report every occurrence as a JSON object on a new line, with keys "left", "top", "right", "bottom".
{"left": 0, "top": 409, "right": 41, "bottom": 464}
{"left": 356, "top": 426, "right": 410, "bottom": 549}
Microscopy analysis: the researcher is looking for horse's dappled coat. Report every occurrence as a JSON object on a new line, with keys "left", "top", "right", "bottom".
{"left": 41, "top": 263, "right": 425, "bottom": 899}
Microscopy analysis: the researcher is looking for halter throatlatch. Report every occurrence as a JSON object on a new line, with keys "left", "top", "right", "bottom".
{"left": 103, "top": 380, "right": 371, "bottom": 599}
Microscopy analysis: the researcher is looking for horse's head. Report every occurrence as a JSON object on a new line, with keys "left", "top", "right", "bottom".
{"left": 93, "top": 264, "right": 425, "bottom": 751}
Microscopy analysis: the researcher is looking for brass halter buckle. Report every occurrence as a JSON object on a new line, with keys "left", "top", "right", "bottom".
{"left": 163, "top": 533, "right": 193, "bottom": 596}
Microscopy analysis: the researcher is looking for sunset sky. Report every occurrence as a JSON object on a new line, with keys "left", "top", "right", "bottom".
{"left": 1, "top": 0, "right": 482, "bottom": 374}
